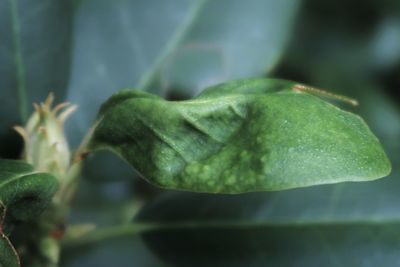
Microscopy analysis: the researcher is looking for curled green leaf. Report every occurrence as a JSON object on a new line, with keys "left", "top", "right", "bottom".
{"left": 0, "top": 159, "right": 58, "bottom": 266}
{"left": 89, "top": 79, "right": 391, "bottom": 193}
{"left": 0, "top": 159, "right": 58, "bottom": 222}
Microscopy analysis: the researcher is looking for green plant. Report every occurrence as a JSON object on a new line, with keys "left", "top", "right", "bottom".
{"left": 1, "top": 0, "right": 399, "bottom": 266}
{"left": 0, "top": 77, "right": 391, "bottom": 266}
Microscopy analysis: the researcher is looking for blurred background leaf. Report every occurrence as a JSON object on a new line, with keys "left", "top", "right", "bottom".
{"left": 1, "top": 0, "right": 400, "bottom": 266}
{"left": 0, "top": 0, "right": 74, "bottom": 158}
{"left": 135, "top": 191, "right": 400, "bottom": 267}
{"left": 62, "top": 235, "right": 166, "bottom": 267}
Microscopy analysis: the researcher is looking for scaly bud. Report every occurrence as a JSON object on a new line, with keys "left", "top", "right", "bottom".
{"left": 14, "top": 93, "right": 77, "bottom": 177}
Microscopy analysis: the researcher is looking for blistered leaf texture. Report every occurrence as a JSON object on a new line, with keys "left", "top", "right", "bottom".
{"left": 89, "top": 79, "right": 391, "bottom": 193}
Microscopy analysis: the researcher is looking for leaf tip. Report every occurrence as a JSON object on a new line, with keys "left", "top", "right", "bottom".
{"left": 293, "top": 84, "right": 359, "bottom": 106}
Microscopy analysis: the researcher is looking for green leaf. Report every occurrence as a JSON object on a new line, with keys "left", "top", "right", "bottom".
{"left": 0, "top": 0, "right": 73, "bottom": 157}
{"left": 89, "top": 78, "right": 390, "bottom": 193}
{"left": 0, "top": 159, "right": 58, "bottom": 222}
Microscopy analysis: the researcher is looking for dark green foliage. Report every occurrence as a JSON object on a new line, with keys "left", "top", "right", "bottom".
{"left": 0, "top": 159, "right": 58, "bottom": 266}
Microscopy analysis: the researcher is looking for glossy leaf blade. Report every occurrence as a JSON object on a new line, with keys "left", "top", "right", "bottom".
{"left": 89, "top": 79, "right": 390, "bottom": 193}
{"left": 0, "top": 159, "right": 58, "bottom": 222}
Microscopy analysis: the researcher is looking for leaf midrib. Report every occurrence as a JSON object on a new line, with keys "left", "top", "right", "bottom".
{"left": 9, "top": 0, "right": 28, "bottom": 122}
{"left": 0, "top": 171, "right": 38, "bottom": 189}
{"left": 136, "top": 0, "right": 208, "bottom": 91}
{"left": 62, "top": 217, "right": 400, "bottom": 249}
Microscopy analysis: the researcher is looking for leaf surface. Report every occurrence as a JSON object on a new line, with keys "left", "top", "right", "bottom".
{"left": 89, "top": 79, "right": 390, "bottom": 193}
